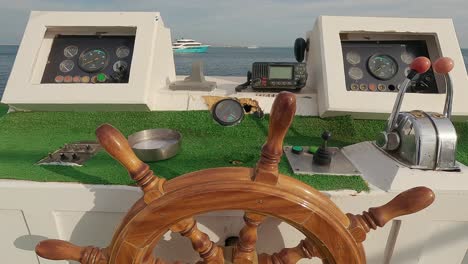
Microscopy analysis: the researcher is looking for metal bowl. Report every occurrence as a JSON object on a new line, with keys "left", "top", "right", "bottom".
{"left": 128, "top": 129, "right": 181, "bottom": 162}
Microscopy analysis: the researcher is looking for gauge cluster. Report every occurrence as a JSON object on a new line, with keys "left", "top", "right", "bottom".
{"left": 41, "top": 35, "right": 135, "bottom": 84}
{"left": 341, "top": 41, "right": 438, "bottom": 93}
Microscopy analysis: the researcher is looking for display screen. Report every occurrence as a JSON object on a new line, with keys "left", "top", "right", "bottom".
{"left": 269, "top": 66, "right": 293, "bottom": 79}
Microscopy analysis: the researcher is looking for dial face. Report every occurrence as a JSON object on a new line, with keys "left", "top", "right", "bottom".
{"left": 367, "top": 54, "right": 398, "bottom": 81}
{"left": 113, "top": 60, "right": 128, "bottom": 73}
{"left": 64, "top": 46, "right": 78, "bottom": 58}
{"left": 346, "top": 51, "right": 361, "bottom": 65}
{"left": 116, "top": 46, "right": 130, "bottom": 58}
{"left": 59, "top": 60, "right": 74, "bottom": 73}
{"left": 212, "top": 99, "right": 244, "bottom": 126}
{"left": 401, "top": 51, "right": 415, "bottom": 64}
{"left": 348, "top": 67, "right": 364, "bottom": 80}
{"left": 78, "top": 48, "right": 109, "bottom": 73}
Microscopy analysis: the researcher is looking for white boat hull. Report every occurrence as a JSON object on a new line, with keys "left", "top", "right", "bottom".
{"left": 2, "top": 179, "right": 468, "bottom": 263}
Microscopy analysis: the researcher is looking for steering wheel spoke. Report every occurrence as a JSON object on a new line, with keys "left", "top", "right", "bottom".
{"left": 170, "top": 217, "right": 224, "bottom": 263}
{"left": 258, "top": 238, "right": 323, "bottom": 264}
{"left": 347, "top": 187, "right": 435, "bottom": 242}
{"left": 232, "top": 212, "right": 266, "bottom": 263}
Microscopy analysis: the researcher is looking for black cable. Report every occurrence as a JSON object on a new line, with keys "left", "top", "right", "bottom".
{"left": 235, "top": 71, "right": 252, "bottom": 92}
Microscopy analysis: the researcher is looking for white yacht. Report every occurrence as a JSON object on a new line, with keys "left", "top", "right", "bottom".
{"left": 172, "top": 38, "right": 210, "bottom": 53}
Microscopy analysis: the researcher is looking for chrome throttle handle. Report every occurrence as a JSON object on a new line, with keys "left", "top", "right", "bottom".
{"left": 433, "top": 57, "right": 455, "bottom": 119}
{"left": 377, "top": 57, "right": 432, "bottom": 150}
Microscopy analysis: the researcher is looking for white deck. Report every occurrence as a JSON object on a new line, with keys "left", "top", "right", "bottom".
{"left": 152, "top": 75, "right": 319, "bottom": 116}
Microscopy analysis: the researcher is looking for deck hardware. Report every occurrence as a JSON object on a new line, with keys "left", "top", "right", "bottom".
{"left": 36, "top": 141, "right": 101, "bottom": 166}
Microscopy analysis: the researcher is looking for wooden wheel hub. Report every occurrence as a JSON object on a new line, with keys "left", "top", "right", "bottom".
{"left": 35, "top": 92, "right": 435, "bottom": 264}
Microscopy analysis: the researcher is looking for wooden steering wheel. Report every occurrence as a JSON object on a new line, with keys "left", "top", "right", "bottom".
{"left": 35, "top": 92, "right": 435, "bottom": 264}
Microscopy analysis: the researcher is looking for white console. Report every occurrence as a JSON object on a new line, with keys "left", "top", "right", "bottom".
{"left": 1, "top": 11, "right": 175, "bottom": 111}
{"left": 307, "top": 16, "right": 468, "bottom": 120}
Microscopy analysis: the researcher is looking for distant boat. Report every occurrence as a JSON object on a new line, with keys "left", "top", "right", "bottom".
{"left": 172, "top": 39, "right": 210, "bottom": 53}
{"left": 247, "top": 45, "right": 259, "bottom": 49}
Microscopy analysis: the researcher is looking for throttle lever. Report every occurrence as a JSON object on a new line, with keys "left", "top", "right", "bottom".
{"left": 433, "top": 57, "right": 455, "bottom": 119}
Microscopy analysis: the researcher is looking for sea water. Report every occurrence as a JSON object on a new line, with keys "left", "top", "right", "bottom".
{"left": 0, "top": 45, "right": 467, "bottom": 97}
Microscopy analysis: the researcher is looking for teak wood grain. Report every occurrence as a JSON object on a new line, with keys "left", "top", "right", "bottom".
{"left": 35, "top": 92, "right": 436, "bottom": 264}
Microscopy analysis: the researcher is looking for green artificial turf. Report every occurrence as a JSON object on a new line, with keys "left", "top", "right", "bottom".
{"left": 0, "top": 104, "right": 8, "bottom": 118}
{"left": 2, "top": 106, "right": 468, "bottom": 192}
{"left": 0, "top": 104, "right": 456, "bottom": 194}
{"left": 0, "top": 107, "right": 372, "bottom": 191}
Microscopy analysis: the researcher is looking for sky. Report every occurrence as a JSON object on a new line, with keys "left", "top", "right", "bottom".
{"left": 0, "top": 0, "right": 467, "bottom": 48}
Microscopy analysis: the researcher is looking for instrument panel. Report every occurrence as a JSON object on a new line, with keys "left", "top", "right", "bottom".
{"left": 341, "top": 41, "right": 438, "bottom": 93}
{"left": 41, "top": 35, "right": 135, "bottom": 84}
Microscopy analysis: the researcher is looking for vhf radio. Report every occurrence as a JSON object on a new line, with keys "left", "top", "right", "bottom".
{"left": 251, "top": 62, "right": 307, "bottom": 90}
{"left": 235, "top": 38, "right": 309, "bottom": 92}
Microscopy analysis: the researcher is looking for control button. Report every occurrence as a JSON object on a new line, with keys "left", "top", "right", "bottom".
{"left": 54, "top": 75, "right": 64, "bottom": 83}
{"left": 369, "top": 83, "right": 376, "bottom": 91}
{"left": 96, "top": 73, "right": 107, "bottom": 83}
{"left": 81, "top": 76, "right": 90, "bottom": 83}
{"left": 73, "top": 76, "right": 81, "bottom": 83}
{"left": 378, "top": 84, "right": 386, "bottom": 91}
{"left": 359, "top": 84, "right": 367, "bottom": 91}
{"left": 350, "top": 84, "right": 359, "bottom": 91}
{"left": 91, "top": 75, "right": 97, "bottom": 83}
{"left": 64, "top": 75, "right": 73, "bottom": 83}
{"left": 292, "top": 146, "right": 303, "bottom": 154}
{"left": 308, "top": 146, "right": 318, "bottom": 154}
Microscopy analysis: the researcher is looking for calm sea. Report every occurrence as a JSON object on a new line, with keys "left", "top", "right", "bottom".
{"left": 0, "top": 45, "right": 467, "bottom": 97}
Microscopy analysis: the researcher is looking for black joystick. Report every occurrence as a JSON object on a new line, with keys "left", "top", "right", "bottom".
{"left": 313, "top": 131, "right": 332, "bottom": 166}
{"left": 294, "top": 38, "right": 308, "bottom": 63}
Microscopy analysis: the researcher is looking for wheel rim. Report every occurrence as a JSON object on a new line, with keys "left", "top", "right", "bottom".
{"left": 108, "top": 170, "right": 364, "bottom": 264}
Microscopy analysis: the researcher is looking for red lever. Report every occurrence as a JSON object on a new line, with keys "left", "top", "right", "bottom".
{"left": 410, "top": 56, "right": 431, "bottom": 74}
{"left": 433, "top": 57, "right": 454, "bottom": 74}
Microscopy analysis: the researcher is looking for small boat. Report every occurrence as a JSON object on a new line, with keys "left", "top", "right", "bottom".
{"left": 247, "top": 45, "right": 259, "bottom": 49}
{"left": 172, "top": 38, "right": 210, "bottom": 53}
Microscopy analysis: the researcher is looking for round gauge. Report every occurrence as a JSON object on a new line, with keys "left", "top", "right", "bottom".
{"left": 113, "top": 60, "right": 128, "bottom": 73}
{"left": 64, "top": 45, "right": 78, "bottom": 58}
{"left": 78, "top": 48, "right": 109, "bottom": 73}
{"left": 401, "top": 51, "right": 415, "bottom": 64}
{"left": 116, "top": 46, "right": 130, "bottom": 58}
{"left": 346, "top": 51, "right": 361, "bottom": 65}
{"left": 59, "top": 60, "right": 74, "bottom": 73}
{"left": 367, "top": 54, "right": 398, "bottom": 81}
{"left": 212, "top": 99, "right": 244, "bottom": 126}
{"left": 348, "top": 67, "right": 364, "bottom": 80}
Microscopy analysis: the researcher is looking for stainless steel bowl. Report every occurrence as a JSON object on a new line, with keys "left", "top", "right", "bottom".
{"left": 128, "top": 129, "right": 181, "bottom": 162}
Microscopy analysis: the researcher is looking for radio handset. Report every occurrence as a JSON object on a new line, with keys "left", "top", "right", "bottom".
{"left": 294, "top": 38, "right": 308, "bottom": 63}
